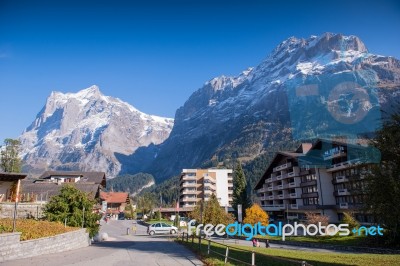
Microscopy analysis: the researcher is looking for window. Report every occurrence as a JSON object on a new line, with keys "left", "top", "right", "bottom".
{"left": 303, "top": 197, "right": 319, "bottom": 205}
{"left": 302, "top": 186, "right": 317, "bottom": 194}
{"left": 301, "top": 174, "right": 317, "bottom": 182}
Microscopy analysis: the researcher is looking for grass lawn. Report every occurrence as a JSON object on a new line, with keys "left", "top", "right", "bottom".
{"left": 258, "top": 234, "right": 366, "bottom": 247}
{"left": 177, "top": 237, "right": 400, "bottom": 266}
{"left": 0, "top": 218, "right": 79, "bottom": 241}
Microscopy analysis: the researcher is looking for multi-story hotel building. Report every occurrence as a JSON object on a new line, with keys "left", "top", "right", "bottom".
{"left": 254, "top": 140, "right": 374, "bottom": 223}
{"left": 179, "top": 168, "right": 233, "bottom": 208}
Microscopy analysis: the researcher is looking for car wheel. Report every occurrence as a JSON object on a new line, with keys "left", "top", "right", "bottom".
{"left": 149, "top": 231, "right": 155, "bottom": 235}
{"left": 170, "top": 229, "right": 176, "bottom": 234}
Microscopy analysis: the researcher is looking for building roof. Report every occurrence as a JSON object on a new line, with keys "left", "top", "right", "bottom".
{"left": 0, "top": 172, "right": 27, "bottom": 181}
{"left": 39, "top": 171, "right": 106, "bottom": 186}
{"left": 100, "top": 192, "right": 129, "bottom": 204}
{"left": 20, "top": 180, "right": 100, "bottom": 199}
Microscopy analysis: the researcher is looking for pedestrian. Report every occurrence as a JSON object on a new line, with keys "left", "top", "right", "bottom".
{"left": 265, "top": 239, "right": 270, "bottom": 248}
{"left": 252, "top": 238, "right": 257, "bottom": 247}
{"left": 256, "top": 239, "right": 260, "bottom": 247}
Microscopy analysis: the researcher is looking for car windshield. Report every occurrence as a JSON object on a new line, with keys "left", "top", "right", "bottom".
{"left": 161, "top": 223, "right": 170, "bottom": 227}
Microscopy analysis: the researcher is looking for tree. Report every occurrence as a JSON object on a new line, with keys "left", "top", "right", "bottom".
{"left": 342, "top": 212, "right": 360, "bottom": 230}
{"left": 136, "top": 192, "right": 155, "bottom": 217}
{"left": 44, "top": 185, "right": 101, "bottom": 237}
{"left": 232, "top": 162, "right": 251, "bottom": 219}
{"left": 305, "top": 212, "right": 329, "bottom": 227}
{"left": 189, "top": 194, "right": 234, "bottom": 225}
{"left": 154, "top": 210, "right": 161, "bottom": 220}
{"left": 365, "top": 108, "right": 400, "bottom": 244}
{"left": 243, "top": 203, "right": 269, "bottom": 226}
{"left": 0, "top": 138, "right": 21, "bottom": 173}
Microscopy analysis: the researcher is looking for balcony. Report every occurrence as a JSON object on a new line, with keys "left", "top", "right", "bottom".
{"left": 277, "top": 184, "right": 284, "bottom": 190}
{"left": 288, "top": 171, "right": 295, "bottom": 177}
{"left": 335, "top": 175, "right": 349, "bottom": 183}
{"left": 278, "top": 194, "right": 284, "bottom": 199}
{"left": 266, "top": 177, "right": 273, "bottom": 182}
{"left": 323, "top": 150, "right": 346, "bottom": 161}
{"left": 182, "top": 197, "right": 197, "bottom": 202}
{"left": 327, "top": 159, "right": 362, "bottom": 172}
{"left": 181, "top": 189, "right": 197, "bottom": 195}
{"left": 290, "top": 204, "right": 298, "bottom": 209}
{"left": 273, "top": 162, "right": 292, "bottom": 172}
{"left": 339, "top": 202, "right": 349, "bottom": 209}
{"left": 276, "top": 175, "right": 282, "bottom": 180}
{"left": 290, "top": 193, "right": 297, "bottom": 198}
{"left": 181, "top": 183, "right": 197, "bottom": 188}
{"left": 337, "top": 189, "right": 351, "bottom": 196}
{"left": 257, "top": 186, "right": 268, "bottom": 193}
{"left": 300, "top": 180, "right": 317, "bottom": 187}
{"left": 267, "top": 186, "right": 274, "bottom": 191}
{"left": 181, "top": 174, "right": 197, "bottom": 181}
{"left": 299, "top": 170, "right": 310, "bottom": 176}
{"left": 289, "top": 182, "right": 297, "bottom": 188}
{"left": 268, "top": 195, "right": 274, "bottom": 200}
{"left": 263, "top": 205, "right": 285, "bottom": 211}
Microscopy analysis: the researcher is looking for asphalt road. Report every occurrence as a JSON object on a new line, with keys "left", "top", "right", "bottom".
{"left": 2, "top": 220, "right": 203, "bottom": 266}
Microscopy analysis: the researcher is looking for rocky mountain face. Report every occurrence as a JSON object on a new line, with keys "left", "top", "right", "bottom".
{"left": 20, "top": 86, "right": 174, "bottom": 178}
{"left": 20, "top": 33, "right": 400, "bottom": 183}
{"left": 126, "top": 33, "right": 400, "bottom": 181}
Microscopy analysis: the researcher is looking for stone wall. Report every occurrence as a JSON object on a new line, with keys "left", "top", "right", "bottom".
{"left": 0, "top": 202, "right": 45, "bottom": 219}
{"left": 0, "top": 229, "right": 90, "bottom": 262}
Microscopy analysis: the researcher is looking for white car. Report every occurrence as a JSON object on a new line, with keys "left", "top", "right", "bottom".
{"left": 147, "top": 222, "right": 178, "bottom": 235}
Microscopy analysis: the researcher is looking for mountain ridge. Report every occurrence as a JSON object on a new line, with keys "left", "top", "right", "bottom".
{"left": 20, "top": 85, "right": 174, "bottom": 178}
{"left": 20, "top": 33, "right": 400, "bottom": 184}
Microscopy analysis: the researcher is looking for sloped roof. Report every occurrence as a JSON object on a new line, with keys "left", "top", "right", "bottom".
{"left": 20, "top": 180, "right": 99, "bottom": 199}
{"left": 100, "top": 191, "right": 129, "bottom": 204}
{"left": 0, "top": 172, "right": 27, "bottom": 181}
{"left": 39, "top": 171, "right": 106, "bottom": 185}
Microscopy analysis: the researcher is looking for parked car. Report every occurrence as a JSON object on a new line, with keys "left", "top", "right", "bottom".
{"left": 147, "top": 222, "right": 178, "bottom": 235}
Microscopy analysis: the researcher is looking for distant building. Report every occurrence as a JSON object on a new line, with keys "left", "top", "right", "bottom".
{"left": 254, "top": 140, "right": 374, "bottom": 224}
{"left": 99, "top": 191, "right": 130, "bottom": 215}
{"left": 19, "top": 171, "right": 106, "bottom": 202}
{"left": 179, "top": 168, "right": 233, "bottom": 208}
{"left": 0, "top": 172, "right": 27, "bottom": 202}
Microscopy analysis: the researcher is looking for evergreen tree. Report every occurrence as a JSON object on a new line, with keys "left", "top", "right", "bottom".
{"left": 0, "top": 138, "right": 21, "bottom": 173}
{"left": 232, "top": 162, "right": 251, "bottom": 220}
{"left": 366, "top": 107, "right": 400, "bottom": 245}
{"left": 44, "top": 185, "right": 101, "bottom": 237}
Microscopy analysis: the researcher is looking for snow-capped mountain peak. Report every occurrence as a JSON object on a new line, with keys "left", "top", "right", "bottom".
{"left": 20, "top": 85, "right": 174, "bottom": 178}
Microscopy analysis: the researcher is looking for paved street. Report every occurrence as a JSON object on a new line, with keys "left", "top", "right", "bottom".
{"left": 2, "top": 220, "right": 203, "bottom": 266}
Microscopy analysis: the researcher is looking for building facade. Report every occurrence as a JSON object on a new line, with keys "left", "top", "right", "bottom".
{"left": 254, "top": 140, "right": 374, "bottom": 223}
{"left": 179, "top": 168, "right": 233, "bottom": 208}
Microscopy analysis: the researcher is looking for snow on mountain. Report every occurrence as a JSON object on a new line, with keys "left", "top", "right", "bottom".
{"left": 20, "top": 85, "right": 174, "bottom": 178}
{"left": 134, "top": 33, "right": 400, "bottom": 181}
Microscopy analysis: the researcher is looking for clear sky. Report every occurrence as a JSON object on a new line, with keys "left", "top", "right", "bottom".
{"left": 0, "top": 0, "right": 399, "bottom": 141}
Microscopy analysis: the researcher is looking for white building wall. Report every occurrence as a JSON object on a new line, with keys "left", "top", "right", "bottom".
{"left": 209, "top": 169, "right": 232, "bottom": 207}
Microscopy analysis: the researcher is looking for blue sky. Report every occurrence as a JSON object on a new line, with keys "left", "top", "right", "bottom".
{"left": 0, "top": 0, "right": 399, "bottom": 141}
